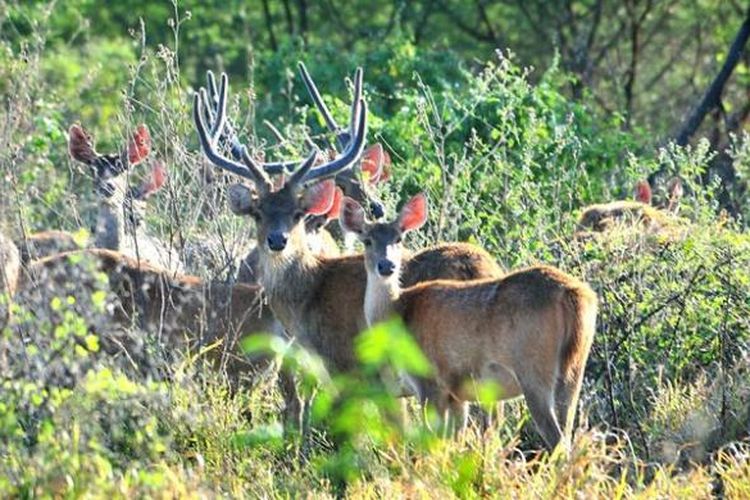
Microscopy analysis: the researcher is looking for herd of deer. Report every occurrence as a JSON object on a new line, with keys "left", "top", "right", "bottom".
{"left": 0, "top": 63, "right": 686, "bottom": 452}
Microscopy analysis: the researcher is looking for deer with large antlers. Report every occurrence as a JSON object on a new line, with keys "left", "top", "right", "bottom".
{"left": 196, "top": 66, "right": 389, "bottom": 286}
{"left": 340, "top": 193, "right": 597, "bottom": 449}
{"left": 193, "top": 67, "right": 503, "bottom": 429}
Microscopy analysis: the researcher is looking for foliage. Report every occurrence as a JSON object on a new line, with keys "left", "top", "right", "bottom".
{"left": 1, "top": 2, "right": 750, "bottom": 497}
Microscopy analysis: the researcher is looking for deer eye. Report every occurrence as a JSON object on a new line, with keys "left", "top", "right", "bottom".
{"left": 363, "top": 238, "right": 372, "bottom": 247}
{"left": 293, "top": 211, "right": 305, "bottom": 222}
{"left": 394, "top": 236, "right": 402, "bottom": 244}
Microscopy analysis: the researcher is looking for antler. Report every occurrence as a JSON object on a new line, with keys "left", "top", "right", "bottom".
{"left": 193, "top": 73, "right": 274, "bottom": 192}
{"left": 294, "top": 97, "right": 367, "bottom": 185}
{"left": 203, "top": 71, "right": 301, "bottom": 175}
{"left": 260, "top": 64, "right": 365, "bottom": 175}
{"left": 195, "top": 68, "right": 367, "bottom": 196}
{"left": 298, "top": 62, "right": 364, "bottom": 151}
{"left": 298, "top": 63, "right": 384, "bottom": 217}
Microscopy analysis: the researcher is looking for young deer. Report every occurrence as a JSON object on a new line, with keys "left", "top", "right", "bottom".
{"left": 340, "top": 193, "right": 597, "bottom": 449}
{"left": 16, "top": 248, "right": 277, "bottom": 381}
{"left": 194, "top": 70, "right": 503, "bottom": 428}
{"left": 576, "top": 177, "right": 683, "bottom": 235}
{"left": 19, "top": 124, "right": 182, "bottom": 272}
{"left": 71, "top": 123, "right": 184, "bottom": 272}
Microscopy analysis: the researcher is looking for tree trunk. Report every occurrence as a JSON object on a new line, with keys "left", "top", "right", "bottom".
{"left": 261, "top": 0, "right": 278, "bottom": 52}
{"left": 674, "top": 8, "right": 750, "bottom": 146}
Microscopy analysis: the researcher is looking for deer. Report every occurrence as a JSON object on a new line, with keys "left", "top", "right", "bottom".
{"left": 18, "top": 123, "right": 151, "bottom": 261}
{"left": 576, "top": 177, "right": 683, "bottom": 235}
{"left": 339, "top": 193, "right": 597, "bottom": 450}
{"left": 193, "top": 69, "right": 504, "bottom": 430}
{"left": 19, "top": 124, "right": 184, "bottom": 273}
{"left": 0, "top": 231, "right": 20, "bottom": 329}
{"left": 14, "top": 247, "right": 278, "bottom": 382}
{"left": 70, "top": 123, "right": 185, "bottom": 272}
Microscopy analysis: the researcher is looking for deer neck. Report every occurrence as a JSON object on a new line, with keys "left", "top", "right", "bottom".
{"left": 364, "top": 268, "right": 400, "bottom": 327}
{"left": 94, "top": 176, "right": 129, "bottom": 251}
{"left": 257, "top": 225, "right": 321, "bottom": 324}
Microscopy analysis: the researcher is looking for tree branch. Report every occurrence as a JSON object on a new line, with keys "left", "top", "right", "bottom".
{"left": 674, "top": 8, "right": 750, "bottom": 146}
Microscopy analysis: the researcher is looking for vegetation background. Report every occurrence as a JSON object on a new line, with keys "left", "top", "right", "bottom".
{"left": 2, "top": 0, "right": 750, "bottom": 497}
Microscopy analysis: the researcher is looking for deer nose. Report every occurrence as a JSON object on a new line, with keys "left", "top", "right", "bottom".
{"left": 267, "top": 232, "right": 288, "bottom": 252}
{"left": 377, "top": 259, "right": 395, "bottom": 277}
{"left": 370, "top": 201, "right": 385, "bottom": 219}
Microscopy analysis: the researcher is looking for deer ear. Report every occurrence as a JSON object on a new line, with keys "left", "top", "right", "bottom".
{"left": 325, "top": 187, "right": 344, "bottom": 222}
{"left": 68, "top": 124, "right": 98, "bottom": 164}
{"left": 127, "top": 124, "right": 151, "bottom": 165}
{"left": 667, "top": 177, "right": 683, "bottom": 198}
{"left": 137, "top": 160, "right": 167, "bottom": 199}
{"left": 339, "top": 196, "right": 366, "bottom": 235}
{"left": 228, "top": 183, "right": 257, "bottom": 216}
{"left": 379, "top": 149, "right": 392, "bottom": 183}
{"left": 634, "top": 180, "right": 652, "bottom": 205}
{"left": 398, "top": 192, "right": 428, "bottom": 233}
{"left": 361, "top": 144, "right": 384, "bottom": 184}
{"left": 302, "top": 179, "right": 336, "bottom": 216}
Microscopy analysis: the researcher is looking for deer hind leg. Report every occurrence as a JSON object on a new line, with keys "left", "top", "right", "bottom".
{"left": 519, "top": 372, "right": 563, "bottom": 450}
{"left": 554, "top": 364, "right": 586, "bottom": 445}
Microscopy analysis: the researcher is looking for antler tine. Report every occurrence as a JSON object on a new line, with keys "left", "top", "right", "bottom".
{"left": 301, "top": 98, "right": 367, "bottom": 184}
{"left": 193, "top": 88, "right": 273, "bottom": 191}
{"left": 298, "top": 61, "right": 339, "bottom": 135}
{"left": 348, "top": 67, "right": 363, "bottom": 142}
{"left": 204, "top": 70, "right": 246, "bottom": 160}
{"left": 199, "top": 88, "right": 216, "bottom": 130}
{"left": 287, "top": 149, "right": 321, "bottom": 186}
{"left": 206, "top": 70, "right": 219, "bottom": 104}
{"left": 209, "top": 73, "right": 230, "bottom": 140}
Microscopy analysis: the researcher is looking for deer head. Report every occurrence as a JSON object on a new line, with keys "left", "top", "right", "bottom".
{"left": 340, "top": 192, "right": 428, "bottom": 279}
{"left": 69, "top": 123, "right": 152, "bottom": 201}
{"left": 193, "top": 70, "right": 367, "bottom": 256}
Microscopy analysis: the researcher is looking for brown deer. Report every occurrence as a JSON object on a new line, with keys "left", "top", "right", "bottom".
{"left": 15, "top": 248, "right": 278, "bottom": 381}
{"left": 576, "top": 177, "right": 683, "bottom": 235}
{"left": 340, "top": 193, "right": 597, "bottom": 449}
{"left": 193, "top": 70, "right": 503, "bottom": 429}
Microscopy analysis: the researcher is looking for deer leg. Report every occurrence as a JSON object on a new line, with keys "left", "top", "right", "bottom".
{"left": 278, "top": 369, "right": 304, "bottom": 433}
{"left": 447, "top": 396, "right": 469, "bottom": 434}
{"left": 554, "top": 365, "right": 586, "bottom": 446}
{"left": 519, "top": 376, "right": 563, "bottom": 450}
